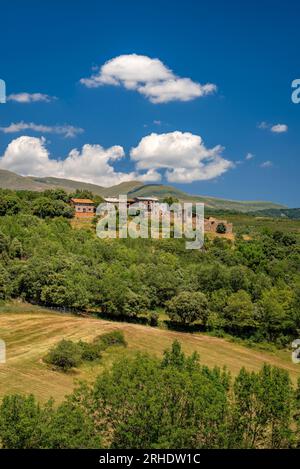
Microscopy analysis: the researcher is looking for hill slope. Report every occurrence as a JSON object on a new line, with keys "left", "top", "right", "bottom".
{"left": 0, "top": 304, "right": 299, "bottom": 403}
{"left": 0, "top": 169, "right": 286, "bottom": 212}
{"left": 253, "top": 208, "right": 300, "bottom": 220}
{"left": 128, "top": 184, "right": 286, "bottom": 212}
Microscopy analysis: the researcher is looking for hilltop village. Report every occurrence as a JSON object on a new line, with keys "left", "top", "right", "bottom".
{"left": 70, "top": 196, "right": 233, "bottom": 234}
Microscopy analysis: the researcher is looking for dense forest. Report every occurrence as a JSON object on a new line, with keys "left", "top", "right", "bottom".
{"left": 0, "top": 341, "right": 300, "bottom": 449}
{"left": 1, "top": 188, "right": 300, "bottom": 347}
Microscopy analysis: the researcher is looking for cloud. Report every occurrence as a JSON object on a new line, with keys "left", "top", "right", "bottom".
{"left": 135, "top": 168, "right": 162, "bottom": 182}
{"left": 258, "top": 121, "right": 269, "bottom": 130}
{"left": 0, "top": 132, "right": 233, "bottom": 186}
{"left": 138, "top": 78, "right": 215, "bottom": 104}
{"left": 7, "top": 92, "right": 56, "bottom": 103}
{"left": 258, "top": 121, "right": 288, "bottom": 133}
{"left": 0, "top": 122, "right": 83, "bottom": 138}
{"left": 0, "top": 136, "right": 136, "bottom": 186}
{"left": 271, "top": 124, "right": 288, "bottom": 133}
{"left": 130, "top": 131, "right": 233, "bottom": 183}
{"left": 260, "top": 160, "right": 273, "bottom": 168}
{"left": 245, "top": 152, "right": 254, "bottom": 160}
{"left": 80, "top": 54, "right": 216, "bottom": 103}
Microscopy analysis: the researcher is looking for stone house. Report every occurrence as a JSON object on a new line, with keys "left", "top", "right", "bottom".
{"left": 70, "top": 198, "right": 96, "bottom": 218}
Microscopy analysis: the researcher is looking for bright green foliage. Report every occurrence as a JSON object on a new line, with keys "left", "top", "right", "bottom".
{"left": 45, "top": 339, "right": 82, "bottom": 371}
{"left": 224, "top": 290, "right": 256, "bottom": 333}
{"left": 32, "top": 197, "right": 74, "bottom": 219}
{"left": 231, "top": 365, "right": 294, "bottom": 448}
{"left": 166, "top": 291, "right": 209, "bottom": 325}
{"left": 0, "top": 394, "right": 101, "bottom": 449}
{"left": 44, "top": 331, "right": 127, "bottom": 371}
{"left": 0, "top": 341, "right": 299, "bottom": 449}
{"left": 0, "top": 194, "right": 22, "bottom": 216}
{"left": 88, "top": 342, "right": 230, "bottom": 449}
{"left": 94, "top": 330, "right": 127, "bottom": 348}
{"left": 0, "top": 395, "right": 43, "bottom": 449}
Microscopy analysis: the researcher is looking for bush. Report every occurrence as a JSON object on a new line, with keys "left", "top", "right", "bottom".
{"left": 94, "top": 331, "right": 127, "bottom": 348}
{"left": 45, "top": 340, "right": 82, "bottom": 371}
{"left": 78, "top": 340, "right": 102, "bottom": 361}
{"left": 44, "top": 333, "right": 127, "bottom": 372}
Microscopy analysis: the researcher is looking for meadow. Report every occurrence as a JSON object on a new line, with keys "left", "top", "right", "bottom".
{"left": 1, "top": 302, "right": 299, "bottom": 403}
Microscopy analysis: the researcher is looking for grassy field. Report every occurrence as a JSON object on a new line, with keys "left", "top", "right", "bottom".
{"left": 1, "top": 303, "right": 300, "bottom": 403}
{"left": 220, "top": 212, "right": 300, "bottom": 235}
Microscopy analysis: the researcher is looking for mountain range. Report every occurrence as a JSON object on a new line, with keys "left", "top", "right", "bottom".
{"left": 0, "top": 169, "right": 287, "bottom": 213}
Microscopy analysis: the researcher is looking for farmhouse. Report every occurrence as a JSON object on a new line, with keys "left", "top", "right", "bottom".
{"left": 103, "top": 197, "right": 135, "bottom": 208}
{"left": 103, "top": 196, "right": 159, "bottom": 211}
{"left": 73, "top": 196, "right": 233, "bottom": 234}
{"left": 134, "top": 196, "right": 159, "bottom": 211}
{"left": 70, "top": 198, "right": 96, "bottom": 218}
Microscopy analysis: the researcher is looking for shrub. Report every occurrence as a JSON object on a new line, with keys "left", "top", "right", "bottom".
{"left": 44, "top": 333, "right": 127, "bottom": 372}
{"left": 78, "top": 340, "right": 102, "bottom": 361}
{"left": 94, "top": 331, "right": 127, "bottom": 348}
{"left": 45, "top": 340, "right": 82, "bottom": 371}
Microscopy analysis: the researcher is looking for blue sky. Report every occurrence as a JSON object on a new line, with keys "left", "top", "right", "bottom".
{"left": 0, "top": 0, "right": 299, "bottom": 206}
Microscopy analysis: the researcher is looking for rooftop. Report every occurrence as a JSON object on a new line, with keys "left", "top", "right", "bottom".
{"left": 135, "top": 196, "right": 159, "bottom": 202}
{"left": 70, "top": 198, "right": 94, "bottom": 204}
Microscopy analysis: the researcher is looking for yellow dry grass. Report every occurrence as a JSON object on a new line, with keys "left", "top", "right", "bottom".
{"left": 0, "top": 303, "right": 299, "bottom": 403}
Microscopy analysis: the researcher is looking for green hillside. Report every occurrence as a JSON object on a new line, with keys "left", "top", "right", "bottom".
{"left": 0, "top": 169, "right": 287, "bottom": 212}
{"left": 128, "top": 183, "right": 188, "bottom": 199}
{"left": 128, "top": 184, "right": 286, "bottom": 212}
{"left": 28, "top": 176, "right": 107, "bottom": 196}
{"left": 253, "top": 208, "right": 300, "bottom": 219}
{"left": 0, "top": 170, "right": 55, "bottom": 191}
{"left": 102, "top": 181, "right": 144, "bottom": 197}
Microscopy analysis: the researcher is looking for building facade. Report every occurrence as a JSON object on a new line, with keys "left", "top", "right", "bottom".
{"left": 103, "top": 196, "right": 159, "bottom": 211}
{"left": 70, "top": 198, "right": 96, "bottom": 218}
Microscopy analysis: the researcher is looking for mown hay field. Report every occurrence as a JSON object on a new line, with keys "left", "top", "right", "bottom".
{"left": 0, "top": 303, "right": 299, "bottom": 403}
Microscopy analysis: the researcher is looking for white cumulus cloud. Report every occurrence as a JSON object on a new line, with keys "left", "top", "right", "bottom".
{"left": 0, "top": 122, "right": 83, "bottom": 138}
{"left": 258, "top": 122, "right": 288, "bottom": 133}
{"left": 0, "top": 132, "right": 233, "bottom": 186}
{"left": 7, "top": 92, "right": 56, "bottom": 103}
{"left": 80, "top": 54, "right": 216, "bottom": 103}
{"left": 130, "top": 131, "right": 233, "bottom": 182}
{"left": 0, "top": 136, "right": 161, "bottom": 186}
{"left": 271, "top": 124, "right": 288, "bottom": 133}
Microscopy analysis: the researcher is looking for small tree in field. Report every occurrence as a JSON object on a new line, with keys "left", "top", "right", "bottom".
{"left": 166, "top": 291, "right": 209, "bottom": 326}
